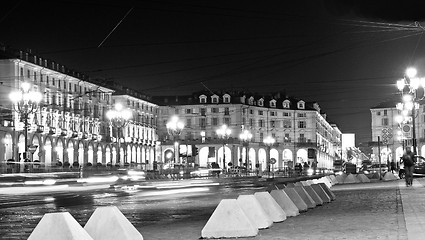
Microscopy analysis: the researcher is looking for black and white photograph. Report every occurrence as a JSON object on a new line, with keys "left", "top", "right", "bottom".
{"left": 1, "top": 0, "right": 425, "bottom": 239}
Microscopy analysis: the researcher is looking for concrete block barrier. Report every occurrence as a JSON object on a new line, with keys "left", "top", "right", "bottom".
{"left": 28, "top": 212, "right": 93, "bottom": 240}
{"left": 286, "top": 182, "right": 296, "bottom": 188}
{"left": 270, "top": 189, "right": 299, "bottom": 217}
{"left": 237, "top": 195, "right": 273, "bottom": 229}
{"left": 294, "top": 182, "right": 304, "bottom": 187}
{"left": 321, "top": 176, "right": 333, "bottom": 188}
{"left": 343, "top": 174, "right": 360, "bottom": 184}
{"left": 383, "top": 172, "right": 398, "bottom": 181}
{"left": 319, "top": 183, "right": 336, "bottom": 201}
{"left": 303, "top": 185, "right": 323, "bottom": 206}
{"left": 283, "top": 188, "right": 308, "bottom": 212}
{"left": 254, "top": 192, "right": 286, "bottom": 222}
{"left": 84, "top": 206, "right": 143, "bottom": 240}
{"left": 311, "top": 184, "right": 331, "bottom": 203}
{"left": 201, "top": 199, "right": 258, "bottom": 238}
{"left": 307, "top": 180, "right": 315, "bottom": 186}
{"left": 300, "top": 181, "right": 310, "bottom": 186}
{"left": 294, "top": 186, "right": 316, "bottom": 209}
{"left": 356, "top": 174, "right": 370, "bottom": 183}
{"left": 329, "top": 175, "right": 338, "bottom": 184}
{"left": 335, "top": 174, "right": 347, "bottom": 184}
{"left": 325, "top": 176, "right": 335, "bottom": 185}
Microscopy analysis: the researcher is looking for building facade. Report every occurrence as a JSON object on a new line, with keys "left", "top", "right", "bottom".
{"left": 370, "top": 100, "right": 425, "bottom": 166}
{"left": 0, "top": 48, "right": 158, "bottom": 173}
{"left": 155, "top": 92, "right": 342, "bottom": 172}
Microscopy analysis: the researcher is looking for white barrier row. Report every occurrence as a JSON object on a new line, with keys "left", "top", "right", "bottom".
{"left": 28, "top": 206, "right": 144, "bottom": 240}
{"left": 330, "top": 172, "right": 399, "bottom": 185}
{"left": 201, "top": 177, "right": 336, "bottom": 239}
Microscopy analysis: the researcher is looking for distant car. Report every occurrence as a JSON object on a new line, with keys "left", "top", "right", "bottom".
{"left": 367, "top": 164, "right": 388, "bottom": 174}
{"left": 190, "top": 167, "right": 221, "bottom": 177}
{"left": 229, "top": 166, "right": 248, "bottom": 174}
{"left": 414, "top": 156, "right": 425, "bottom": 175}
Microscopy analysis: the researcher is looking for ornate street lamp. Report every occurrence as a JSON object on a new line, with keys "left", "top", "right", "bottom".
{"left": 106, "top": 103, "right": 132, "bottom": 166}
{"left": 396, "top": 67, "right": 424, "bottom": 156}
{"left": 216, "top": 124, "right": 231, "bottom": 172}
{"left": 263, "top": 135, "right": 276, "bottom": 178}
{"left": 166, "top": 116, "right": 184, "bottom": 166}
{"left": 9, "top": 82, "right": 42, "bottom": 169}
{"left": 239, "top": 129, "right": 252, "bottom": 175}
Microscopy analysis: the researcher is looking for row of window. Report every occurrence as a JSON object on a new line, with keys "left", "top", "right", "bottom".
{"left": 182, "top": 131, "right": 310, "bottom": 144}
{"left": 177, "top": 117, "right": 307, "bottom": 129}
{"left": 198, "top": 94, "right": 306, "bottom": 110}
{"left": 21, "top": 67, "right": 111, "bottom": 103}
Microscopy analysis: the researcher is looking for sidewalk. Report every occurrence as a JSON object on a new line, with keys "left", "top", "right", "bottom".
{"left": 138, "top": 178, "right": 425, "bottom": 240}
{"left": 399, "top": 178, "right": 425, "bottom": 240}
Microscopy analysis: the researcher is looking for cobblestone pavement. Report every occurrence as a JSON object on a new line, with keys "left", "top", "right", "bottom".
{"left": 139, "top": 180, "right": 410, "bottom": 240}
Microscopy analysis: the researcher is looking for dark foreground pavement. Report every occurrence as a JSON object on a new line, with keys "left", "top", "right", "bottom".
{"left": 140, "top": 179, "right": 425, "bottom": 240}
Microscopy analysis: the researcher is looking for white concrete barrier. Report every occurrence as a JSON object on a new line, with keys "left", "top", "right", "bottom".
{"left": 321, "top": 176, "right": 333, "bottom": 188}
{"left": 319, "top": 183, "right": 336, "bottom": 201}
{"left": 383, "top": 172, "right": 398, "bottom": 181}
{"left": 283, "top": 188, "right": 308, "bottom": 212}
{"left": 28, "top": 212, "right": 93, "bottom": 240}
{"left": 311, "top": 184, "right": 331, "bottom": 203}
{"left": 303, "top": 185, "right": 323, "bottom": 206}
{"left": 294, "top": 182, "right": 304, "bottom": 187}
{"left": 84, "top": 206, "right": 143, "bottom": 240}
{"left": 237, "top": 195, "right": 273, "bottom": 229}
{"left": 270, "top": 190, "right": 299, "bottom": 217}
{"left": 201, "top": 199, "right": 258, "bottom": 239}
{"left": 300, "top": 181, "right": 310, "bottom": 186}
{"left": 325, "top": 176, "right": 335, "bottom": 185}
{"left": 254, "top": 192, "right": 286, "bottom": 222}
{"left": 335, "top": 173, "right": 347, "bottom": 184}
{"left": 343, "top": 174, "right": 360, "bottom": 184}
{"left": 356, "top": 174, "right": 370, "bottom": 183}
{"left": 329, "top": 175, "right": 338, "bottom": 184}
{"left": 307, "top": 180, "right": 315, "bottom": 186}
{"left": 294, "top": 186, "right": 316, "bottom": 209}
{"left": 286, "top": 182, "right": 296, "bottom": 188}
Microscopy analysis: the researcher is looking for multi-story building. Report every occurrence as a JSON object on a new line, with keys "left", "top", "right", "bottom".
{"left": 0, "top": 47, "right": 158, "bottom": 173}
{"left": 370, "top": 100, "right": 424, "bottom": 165}
{"left": 154, "top": 91, "right": 342, "bottom": 172}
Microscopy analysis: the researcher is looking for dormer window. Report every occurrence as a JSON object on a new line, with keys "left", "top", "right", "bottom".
{"left": 258, "top": 98, "right": 264, "bottom": 107}
{"left": 199, "top": 95, "right": 207, "bottom": 104}
{"left": 283, "top": 100, "right": 290, "bottom": 109}
{"left": 270, "top": 100, "right": 276, "bottom": 108}
{"left": 297, "top": 100, "right": 305, "bottom": 109}
{"left": 248, "top": 97, "right": 254, "bottom": 105}
{"left": 223, "top": 94, "right": 231, "bottom": 103}
{"left": 211, "top": 95, "right": 219, "bottom": 103}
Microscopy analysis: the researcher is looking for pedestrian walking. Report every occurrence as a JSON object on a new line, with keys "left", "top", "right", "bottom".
{"left": 390, "top": 161, "right": 396, "bottom": 174}
{"left": 402, "top": 148, "right": 415, "bottom": 186}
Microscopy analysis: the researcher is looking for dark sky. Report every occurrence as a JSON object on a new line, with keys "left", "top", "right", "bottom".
{"left": 2, "top": 0, "right": 425, "bottom": 146}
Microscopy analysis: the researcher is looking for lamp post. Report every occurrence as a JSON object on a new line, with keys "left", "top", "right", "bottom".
{"left": 239, "top": 129, "right": 252, "bottom": 175}
{"left": 166, "top": 116, "right": 184, "bottom": 167}
{"left": 396, "top": 67, "right": 423, "bottom": 156}
{"left": 216, "top": 124, "right": 231, "bottom": 172}
{"left": 106, "top": 103, "right": 132, "bottom": 166}
{"left": 9, "top": 82, "right": 42, "bottom": 172}
{"left": 263, "top": 135, "right": 276, "bottom": 178}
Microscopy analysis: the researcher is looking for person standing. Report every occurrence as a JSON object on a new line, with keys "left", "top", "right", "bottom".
{"left": 390, "top": 161, "right": 396, "bottom": 174}
{"left": 402, "top": 148, "right": 416, "bottom": 186}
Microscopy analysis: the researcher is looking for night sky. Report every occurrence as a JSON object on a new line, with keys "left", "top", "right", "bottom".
{"left": 2, "top": 0, "right": 425, "bottom": 146}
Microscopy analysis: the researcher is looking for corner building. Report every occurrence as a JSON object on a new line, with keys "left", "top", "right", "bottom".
{"left": 154, "top": 92, "right": 342, "bottom": 172}
{"left": 0, "top": 47, "right": 158, "bottom": 173}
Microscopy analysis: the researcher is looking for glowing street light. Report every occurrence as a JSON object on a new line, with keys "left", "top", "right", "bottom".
{"left": 166, "top": 116, "right": 184, "bottom": 166}
{"left": 239, "top": 130, "right": 252, "bottom": 174}
{"left": 216, "top": 124, "right": 231, "bottom": 171}
{"left": 106, "top": 103, "right": 132, "bottom": 166}
{"left": 9, "top": 82, "right": 42, "bottom": 170}
{"left": 263, "top": 135, "right": 276, "bottom": 178}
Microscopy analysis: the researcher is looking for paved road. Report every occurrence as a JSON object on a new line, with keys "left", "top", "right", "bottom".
{"left": 0, "top": 177, "right": 420, "bottom": 239}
